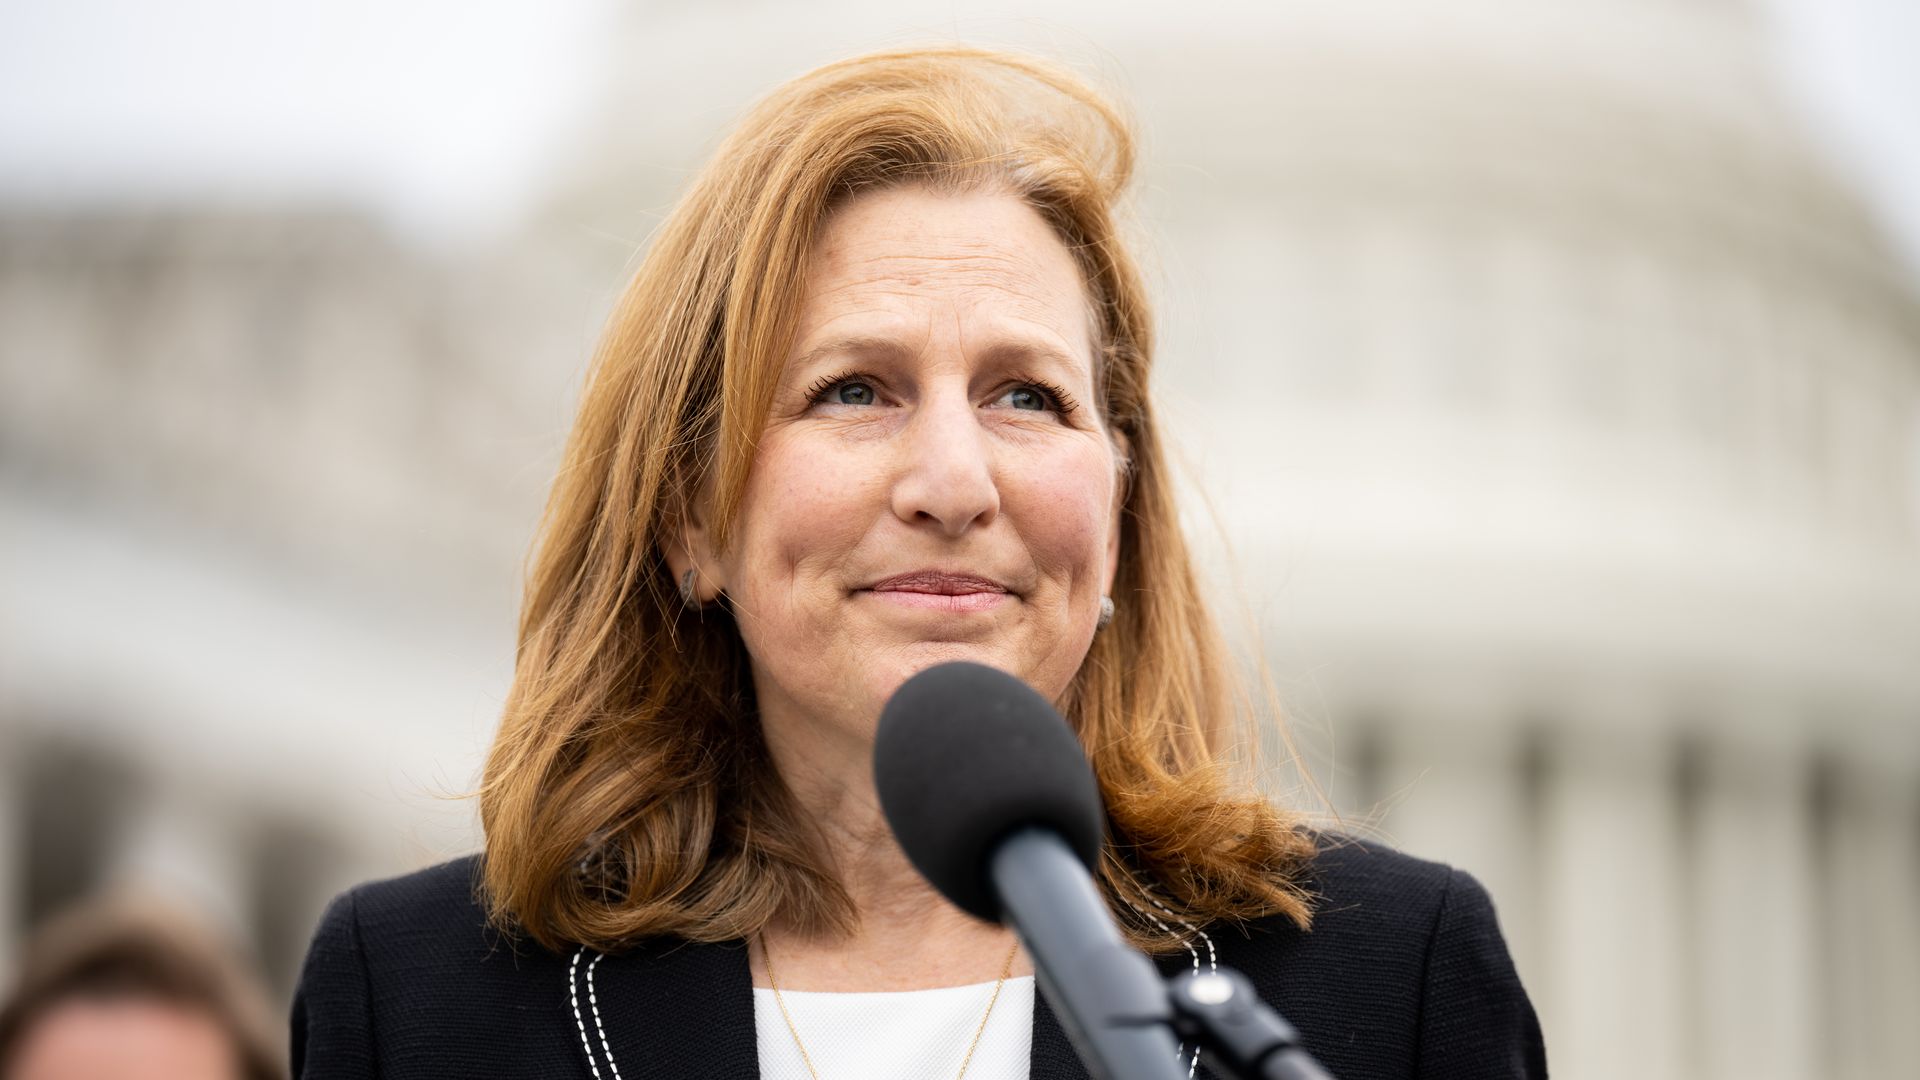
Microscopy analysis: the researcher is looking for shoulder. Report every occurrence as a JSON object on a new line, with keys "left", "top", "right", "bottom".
{"left": 303, "top": 851, "right": 570, "bottom": 989}
{"left": 1209, "top": 832, "right": 1469, "bottom": 985}
{"left": 293, "top": 854, "right": 589, "bottom": 1076}
{"left": 1295, "top": 831, "right": 1510, "bottom": 952}
{"left": 1198, "top": 833, "right": 1544, "bottom": 1079}
{"left": 1300, "top": 831, "right": 1462, "bottom": 919}
{"left": 300, "top": 853, "right": 499, "bottom": 984}
{"left": 322, "top": 852, "right": 489, "bottom": 941}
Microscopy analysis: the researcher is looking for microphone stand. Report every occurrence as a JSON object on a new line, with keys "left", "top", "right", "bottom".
{"left": 992, "top": 830, "right": 1337, "bottom": 1080}
{"left": 1167, "top": 967, "right": 1335, "bottom": 1080}
{"left": 992, "top": 830, "right": 1187, "bottom": 1080}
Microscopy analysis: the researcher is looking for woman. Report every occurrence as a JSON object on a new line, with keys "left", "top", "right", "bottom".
{"left": 293, "top": 46, "right": 1544, "bottom": 1080}
{"left": 1, "top": 896, "right": 283, "bottom": 1080}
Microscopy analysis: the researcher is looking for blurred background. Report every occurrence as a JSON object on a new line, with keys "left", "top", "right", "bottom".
{"left": 1, "top": 1, "right": 1916, "bottom": 1077}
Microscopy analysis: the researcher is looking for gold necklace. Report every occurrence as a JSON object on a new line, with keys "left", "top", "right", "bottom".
{"left": 760, "top": 935, "right": 1022, "bottom": 1080}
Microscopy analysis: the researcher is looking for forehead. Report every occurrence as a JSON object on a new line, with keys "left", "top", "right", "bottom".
{"left": 796, "top": 185, "right": 1095, "bottom": 359}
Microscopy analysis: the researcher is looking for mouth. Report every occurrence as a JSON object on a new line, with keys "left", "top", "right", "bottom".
{"left": 861, "top": 570, "right": 1012, "bottom": 613}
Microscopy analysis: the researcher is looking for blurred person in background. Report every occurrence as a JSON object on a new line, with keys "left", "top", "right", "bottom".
{"left": 0, "top": 895, "right": 283, "bottom": 1080}
{"left": 293, "top": 45, "right": 1543, "bottom": 1079}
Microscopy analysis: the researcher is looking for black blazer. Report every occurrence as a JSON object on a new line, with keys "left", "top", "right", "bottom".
{"left": 291, "top": 837, "right": 1545, "bottom": 1079}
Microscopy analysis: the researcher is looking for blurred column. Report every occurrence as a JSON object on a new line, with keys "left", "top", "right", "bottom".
{"left": 246, "top": 818, "right": 380, "bottom": 999}
{"left": 1824, "top": 752, "right": 1920, "bottom": 1080}
{"left": 1691, "top": 723, "right": 1817, "bottom": 1080}
{"left": 0, "top": 728, "right": 19, "bottom": 976}
{"left": 104, "top": 782, "right": 251, "bottom": 941}
{"left": 1371, "top": 686, "right": 1540, "bottom": 994}
{"left": 1538, "top": 708, "right": 1687, "bottom": 1080}
{"left": 1873, "top": 763, "right": 1920, "bottom": 1076}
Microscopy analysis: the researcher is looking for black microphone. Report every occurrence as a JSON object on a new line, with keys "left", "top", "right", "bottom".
{"left": 874, "top": 661, "right": 1187, "bottom": 1080}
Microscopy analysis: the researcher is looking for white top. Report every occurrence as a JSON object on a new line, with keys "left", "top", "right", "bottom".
{"left": 753, "top": 976, "right": 1035, "bottom": 1080}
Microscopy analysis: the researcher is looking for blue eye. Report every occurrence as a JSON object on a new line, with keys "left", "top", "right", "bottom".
{"left": 1008, "top": 387, "right": 1047, "bottom": 411}
{"left": 835, "top": 382, "right": 876, "bottom": 406}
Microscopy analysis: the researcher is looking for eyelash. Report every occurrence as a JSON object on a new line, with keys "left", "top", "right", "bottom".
{"left": 802, "top": 369, "right": 867, "bottom": 404}
{"left": 1016, "top": 379, "right": 1080, "bottom": 415}
{"left": 803, "top": 369, "right": 1080, "bottom": 415}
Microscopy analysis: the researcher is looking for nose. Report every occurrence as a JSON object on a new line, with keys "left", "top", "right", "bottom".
{"left": 889, "top": 390, "right": 1000, "bottom": 537}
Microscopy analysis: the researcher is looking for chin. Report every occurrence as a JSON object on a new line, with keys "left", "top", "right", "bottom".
{"left": 892, "top": 640, "right": 996, "bottom": 674}
{"left": 877, "top": 639, "right": 1070, "bottom": 700}
{"left": 867, "top": 641, "right": 1008, "bottom": 694}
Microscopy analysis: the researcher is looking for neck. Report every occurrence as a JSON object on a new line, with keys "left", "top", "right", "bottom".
{"left": 755, "top": 701, "right": 1027, "bottom": 990}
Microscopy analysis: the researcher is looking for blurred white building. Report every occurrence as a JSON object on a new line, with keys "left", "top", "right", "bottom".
{"left": 1, "top": 2, "right": 1915, "bottom": 1077}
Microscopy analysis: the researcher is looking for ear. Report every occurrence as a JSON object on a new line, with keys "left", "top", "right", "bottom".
{"left": 661, "top": 484, "right": 727, "bottom": 606}
{"left": 1102, "top": 428, "right": 1131, "bottom": 596}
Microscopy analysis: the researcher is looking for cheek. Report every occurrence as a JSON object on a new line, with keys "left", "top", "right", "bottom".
{"left": 1006, "top": 441, "right": 1116, "bottom": 576}
{"left": 725, "top": 434, "right": 880, "bottom": 602}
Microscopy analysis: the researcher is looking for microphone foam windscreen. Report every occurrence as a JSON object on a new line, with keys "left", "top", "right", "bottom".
{"left": 873, "top": 661, "right": 1105, "bottom": 922}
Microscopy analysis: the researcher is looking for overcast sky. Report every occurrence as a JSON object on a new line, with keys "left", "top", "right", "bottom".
{"left": 1, "top": 0, "right": 1916, "bottom": 271}
{"left": 1762, "top": 0, "right": 1920, "bottom": 278}
{"left": 0, "top": 0, "right": 617, "bottom": 244}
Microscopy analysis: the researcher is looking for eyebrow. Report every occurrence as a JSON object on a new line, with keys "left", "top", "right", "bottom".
{"left": 786, "top": 334, "right": 1088, "bottom": 377}
{"left": 786, "top": 335, "right": 916, "bottom": 373}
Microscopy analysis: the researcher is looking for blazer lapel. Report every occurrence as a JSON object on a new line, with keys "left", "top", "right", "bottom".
{"left": 579, "top": 936, "right": 1195, "bottom": 1080}
{"left": 1030, "top": 988, "right": 1093, "bottom": 1079}
{"left": 1029, "top": 949, "right": 1218, "bottom": 1080}
{"left": 586, "top": 937, "right": 760, "bottom": 1079}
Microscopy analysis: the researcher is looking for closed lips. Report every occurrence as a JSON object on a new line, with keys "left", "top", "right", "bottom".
{"left": 866, "top": 572, "right": 1010, "bottom": 594}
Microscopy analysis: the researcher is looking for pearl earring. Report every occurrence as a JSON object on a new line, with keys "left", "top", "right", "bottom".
{"left": 1097, "top": 595, "right": 1115, "bottom": 629}
{"left": 679, "top": 568, "right": 699, "bottom": 609}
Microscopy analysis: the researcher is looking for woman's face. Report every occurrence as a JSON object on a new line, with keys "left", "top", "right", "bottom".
{"left": 695, "top": 184, "right": 1125, "bottom": 757}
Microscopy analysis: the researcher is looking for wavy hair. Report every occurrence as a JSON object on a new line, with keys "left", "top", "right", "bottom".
{"left": 478, "top": 44, "right": 1318, "bottom": 954}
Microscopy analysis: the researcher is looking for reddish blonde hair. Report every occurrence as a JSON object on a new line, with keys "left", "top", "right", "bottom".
{"left": 478, "top": 44, "right": 1317, "bottom": 953}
